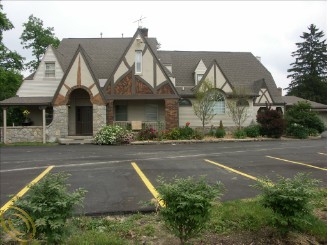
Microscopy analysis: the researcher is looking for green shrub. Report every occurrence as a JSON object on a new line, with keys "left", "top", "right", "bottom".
{"left": 286, "top": 123, "right": 309, "bottom": 139}
{"left": 215, "top": 128, "right": 226, "bottom": 138}
{"left": 244, "top": 124, "right": 260, "bottom": 138}
{"left": 254, "top": 173, "right": 321, "bottom": 234}
{"left": 308, "top": 128, "right": 319, "bottom": 136}
{"left": 233, "top": 129, "right": 247, "bottom": 139}
{"left": 179, "top": 124, "right": 194, "bottom": 140}
{"left": 14, "top": 172, "right": 86, "bottom": 244}
{"left": 94, "top": 125, "right": 134, "bottom": 145}
{"left": 157, "top": 176, "right": 224, "bottom": 245}
{"left": 137, "top": 127, "right": 158, "bottom": 140}
{"left": 165, "top": 128, "right": 181, "bottom": 140}
{"left": 257, "top": 107, "right": 285, "bottom": 138}
{"left": 285, "top": 101, "right": 325, "bottom": 134}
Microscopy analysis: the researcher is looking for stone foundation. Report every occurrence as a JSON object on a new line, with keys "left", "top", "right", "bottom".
{"left": 0, "top": 126, "right": 43, "bottom": 143}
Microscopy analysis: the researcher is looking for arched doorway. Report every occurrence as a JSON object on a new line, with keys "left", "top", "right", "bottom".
{"left": 68, "top": 89, "right": 93, "bottom": 136}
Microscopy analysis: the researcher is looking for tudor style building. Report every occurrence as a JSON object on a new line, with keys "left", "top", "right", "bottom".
{"left": 1, "top": 28, "right": 287, "bottom": 143}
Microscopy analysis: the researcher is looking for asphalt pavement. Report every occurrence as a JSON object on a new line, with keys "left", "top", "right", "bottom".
{"left": 1, "top": 139, "right": 326, "bottom": 215}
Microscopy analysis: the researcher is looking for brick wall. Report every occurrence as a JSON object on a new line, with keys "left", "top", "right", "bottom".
{"left": 165, "top": 99, "right": 179, "bottom": 130}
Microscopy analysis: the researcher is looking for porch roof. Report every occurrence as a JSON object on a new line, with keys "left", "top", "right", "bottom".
{"left": 0, "top": 97, "right": 53, "bottom": 106}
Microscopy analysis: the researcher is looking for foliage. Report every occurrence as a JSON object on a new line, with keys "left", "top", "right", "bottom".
{"left": 165, "top": 123, "right": 195, "bottom": 140}
{"left": 156, "top": 176, "right": 224, "bottom": 245}
{"left": 286, "top": 123, "right": 309, "bottom": 139}
{"left": 215, "top": 127, "right": 226, "bottom": 138}
{"left": 286, "top": 24, "right": 327, "bottom": 104}
{"left": 254, "top": 173, "right": 321, "bottom": 234}
{"left": 244, "top": 124, "right": 261, "bottom": 138}
{"left": 256, "top": 106, "right": 285, "bottom": 138}
{"left": 0, "top": 3, "right": 25, "bottom": 126}
{"left": 94, "top": 125, "right": 134, "bottom": 145}
{"left": 233, "top": 129, "right": 247, "bottom": 139}
{"left": 137, "top": 127, "right": 158, "bottom": 141}
{"left": 285, "top": 101, "right": 325, "bottom": 137}
{"left": 226, "top": 86, "right": 250, "bottom": 129}
{"left": 193, "top": 79, "right": 220, "bottom": 133}
{"left": 20, "top": 15, "right": 60, "bottom": 71}
{"left": 13, "top": 172, "right": 86, "bottom": 244}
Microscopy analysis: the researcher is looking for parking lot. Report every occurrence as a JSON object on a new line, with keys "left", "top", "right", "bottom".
{"left": 1, "top": 139, "right": 326, "bottom": 215}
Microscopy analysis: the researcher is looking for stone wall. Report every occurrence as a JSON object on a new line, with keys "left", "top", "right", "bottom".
{"left": 46, "top": 105, "right": 68, "bottom": 142}
{"left": 0, "top": 126, "right": 43, "bottom": 143}
{"left": 93, "top": 105, "right": 107, "bottom": 135}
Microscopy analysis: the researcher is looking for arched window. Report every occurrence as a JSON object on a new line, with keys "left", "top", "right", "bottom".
{"left": 213, "top": 92, "right": 225, "bottom": 114}
{"left": 179, "top": 98, "right": 192, "bottom": 106}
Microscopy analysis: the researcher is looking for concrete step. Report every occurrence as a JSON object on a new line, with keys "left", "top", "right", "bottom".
{"left": 58, "top": 136, "right": 94, "bottom": 145}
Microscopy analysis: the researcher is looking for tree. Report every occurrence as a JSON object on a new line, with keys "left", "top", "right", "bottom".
{"left": 20, "top": 15, "right": 60, "bottom": 71}
{"left": 0, "top": 2, "right": 25, "bottom": 126}
{"left": 193, "top": 79, "right": 220, "bottom": 133}
{"left": 226, "top": 86, "right": 250, "bottom": 129}
{"left": 286, "top": 24, "right": 327, "bottom": 104}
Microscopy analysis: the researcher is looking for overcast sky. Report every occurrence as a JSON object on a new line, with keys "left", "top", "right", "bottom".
{"left": 2, "top": 1, "right": 327, "bottom": 95}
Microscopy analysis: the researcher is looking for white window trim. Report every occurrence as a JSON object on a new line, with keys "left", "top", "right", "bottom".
{"left": 135, "top": 50, "right": 142, "bottom": 74}
{"left": 45, "top": 62, "right": 55, "bottom": 78}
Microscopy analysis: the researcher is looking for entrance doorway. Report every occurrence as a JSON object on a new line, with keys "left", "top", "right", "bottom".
{"left": 76, "top": 106, "right": 93, "bottom": 135}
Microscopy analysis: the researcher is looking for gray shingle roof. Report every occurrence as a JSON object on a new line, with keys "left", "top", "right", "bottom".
{"left": 56, "top": 37, "right": 159, "bottom": 79}
{"left": 283, "top": 96, "right": 327, "bottom": 109}
{"left": 157, "top": 50, "right": 283, "bottom": 103}
{"left": 0, "top": 97, "right": 52, "bottom": 106}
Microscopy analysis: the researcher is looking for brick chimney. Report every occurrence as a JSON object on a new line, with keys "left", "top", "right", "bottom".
{"left": 140, "top": 28, "right": 148, "bottom": 37}
{"left": 277, "top": 87, "right": 282, "bottom": 96}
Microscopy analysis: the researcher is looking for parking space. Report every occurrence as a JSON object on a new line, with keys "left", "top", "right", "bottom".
{"left": 1, "top": 139, "right": 326, "bottom": 215}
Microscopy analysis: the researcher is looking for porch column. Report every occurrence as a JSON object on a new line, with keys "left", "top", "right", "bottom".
{"left": 2, "top": 107, "right": 7, "bottom": 144}
{"left": 40, "top": 106, "right": 46, "bottom": 144}
{"left": 108, "top": 100, "right": 114, "bottom": 125}
{"left": 164, "top": 99, "right": 179, "bottom": 130}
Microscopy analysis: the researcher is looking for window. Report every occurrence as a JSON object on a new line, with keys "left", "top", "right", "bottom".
{"left": 145, "top": 104, "right": 158, "bottom": 121}
{"left": 179, "top": 98, "right": 192, "bottom": 106}
{"left": 213, "top": 93, "right": 225, "bottom": 114}
{"left": 197, "top": 74, "right": 203, "bottom": 83}
{"left": 115, "top": 105, "right": 128, "bottom": 121}
{"left": 45, "top": 62, "right": 55, "bottom": 77}
{"left": 135, "top": 50, "right": 142, "bottom": 73}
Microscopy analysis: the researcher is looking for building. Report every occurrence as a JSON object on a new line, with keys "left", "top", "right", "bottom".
{"left": 0, "top": 28, "right": 286, "bottom": 143}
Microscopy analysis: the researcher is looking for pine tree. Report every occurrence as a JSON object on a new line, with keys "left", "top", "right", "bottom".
{"left": 286, "top": 24, "right": 327, "bottom": 104}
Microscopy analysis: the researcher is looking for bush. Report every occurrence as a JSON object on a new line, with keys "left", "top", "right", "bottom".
{"left": 215, "top": 128, "right": 226, "bottom": 138}
{"left": 244, "top": 124, "right": 260, "bottom": 138}
{"left": 257, "top": 107, "right": 285, "bottom": 138}
{"left": 157, "top": 176, "right": 224, "bottom": 245}
{"left": 233, "top": 129, "right": 247, "bottom": 139}
{"left": 137, "top": 127, "right": 158, "bottom": 140}
{"left": 254, "top": 173, "right": 321, "bottom": 234}
{"left": 286, "top": 123, "right": 308, "bottom": 139}
{"left": 179, "top": 124, "right": 194, "bottom": 140}
{"left": 94, "top": 125, "right": 134, "bottom": 145}
{"left": 285, "top": 101, "right": 325, "bottom": 136}
{"left": 14, "top": 172, "right": 86, "bottom": 244}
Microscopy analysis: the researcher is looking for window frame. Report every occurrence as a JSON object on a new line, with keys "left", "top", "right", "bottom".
{"left": 45, "top": 62, "right": 55, "bottom": 78}
{"left": 213, "top": 92, "right": 225, "bottom": 115}
{"left": 135, "top": 50, "right": 142, "bottom": 74}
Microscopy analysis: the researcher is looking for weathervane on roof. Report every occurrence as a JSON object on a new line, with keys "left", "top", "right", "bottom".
{"left": 133, "top": 16, "right": 146, "bottom": 28}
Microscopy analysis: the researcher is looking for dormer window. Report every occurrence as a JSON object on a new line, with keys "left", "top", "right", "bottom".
{"left": 135, "top": 50, "right": 142, "bottom": 74}
{"left": 45, "top": 62, "right": 55, "bottom": 77}
{"left": 197, "top": 74, "right": 203, "bottom": 83}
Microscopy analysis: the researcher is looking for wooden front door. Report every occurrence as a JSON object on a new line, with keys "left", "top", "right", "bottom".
{"left": 76, "top": 106, "right": 93, "bottom": 135}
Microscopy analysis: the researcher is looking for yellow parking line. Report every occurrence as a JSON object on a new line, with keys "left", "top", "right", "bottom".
{"left": 204, "top": 159, "right": 272, "bottom": 186}
{"left": 318, "top": 152, "right": 327, "bottom": 156}
{"left": 266, "top": 156, "right": 327, "bottom": 171}
{"left": 131, "top": 162, "right": 164, "bottom": 207}
{"left": 0, "top": 166, "right": 55, "bottom": 213}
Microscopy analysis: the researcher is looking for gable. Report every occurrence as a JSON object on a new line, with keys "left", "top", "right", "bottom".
{"left": 17, "top": 46, "right": 63, "bottom": 97}
{"left": 105, "top": 29, "right": 179, "bottom": 99}
{"left": 53, "top": 46, "right": 105, "bottom": 106}
{"left": 197, "top": 60, "right": 233, "bottom": 94}
{"left": 255, "top": 88, "right": 273, "bottom": 104}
